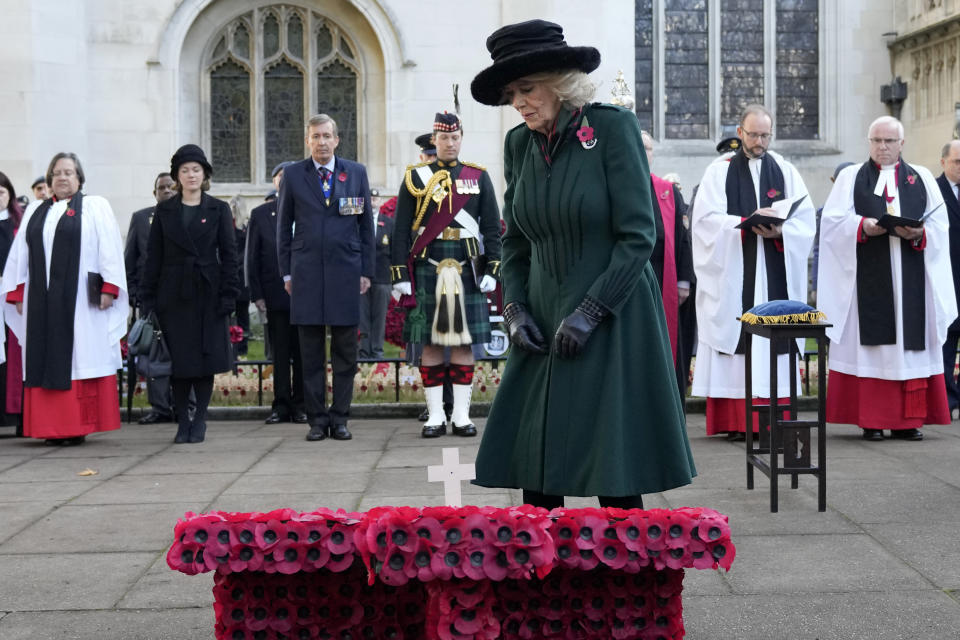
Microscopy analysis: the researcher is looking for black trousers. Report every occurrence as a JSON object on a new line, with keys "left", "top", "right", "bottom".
{"left": 267, "top": 308, "right": 304, "bottom": 416}
{"left": 942, "top": 326, "right": 960, "bottom": 410}
{"left": 299, "top": 325, "right": 357, "bottom": 427}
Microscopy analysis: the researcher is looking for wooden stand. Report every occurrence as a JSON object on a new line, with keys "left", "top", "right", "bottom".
{"left": 744, "top": 321, "right": 830, "bottom": 512}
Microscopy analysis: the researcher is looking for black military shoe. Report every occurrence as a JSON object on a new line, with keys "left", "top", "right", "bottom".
{"left": 418, "top": 408, "right": 429, "bottom": 421}
{"left": 331, "top": 424, "right": 352, "bottom": 440}
{"left": 726, "top": 432, "right": 746, "bottom": 442}
{"left": 421, "top": 424, "right": 447, "bottom": 438}
{"left": 292, "top": 411, "right": 309, "bottom": 424}
{"left": 861, "top": 428, "right": 884, "bottom": 441}
{"left": 451, "top": 422, "right": 477, "bottom": 437}
{"left": 306, "top": 424, "right": 329, "bottom": 441}
{"left": 138, "top": 411, "right": 172, "bottom": 425}
{"left": 265, "top": 411, "right": 287, "bottom": 425}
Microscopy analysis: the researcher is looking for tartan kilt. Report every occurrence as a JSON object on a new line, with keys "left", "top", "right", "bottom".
{"left": 403, "top": 239, "right": 492, "bottom": 346}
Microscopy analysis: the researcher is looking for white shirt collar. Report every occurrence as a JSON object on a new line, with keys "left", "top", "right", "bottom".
{"left": 0, "top": 209, "right": 8, "bottom": 221}
{"left": 312, "top": 157, "right": 336, "bottom": 174}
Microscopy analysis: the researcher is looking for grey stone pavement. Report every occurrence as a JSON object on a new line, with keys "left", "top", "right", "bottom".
{"left": 0, "top": 412, "right": 959, "bottom": 639}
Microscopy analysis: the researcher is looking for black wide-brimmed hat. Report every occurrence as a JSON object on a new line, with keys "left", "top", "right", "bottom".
{"left": 170, "top": 144, "right": 213, "bottom": 177}
{"left": 471, "top": 19, "right": 601, "bottom": 106}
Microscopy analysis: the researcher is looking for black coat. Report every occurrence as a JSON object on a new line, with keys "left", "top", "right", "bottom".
{"left": 140, "top": 193, "right": 239, "bottom": 377}
{"left": 277, "top": 156, "right": 375, "bottom": 326}
{"left": 246, "top": 198, "right": 290, "bottom": 311}
{"left": 372, "top": 214, "right": 394, "bottom": 284}
{"left": 0, "top": 216, "right": 16, "bottom": 275}
{"left": 124, "top": 206, "right": 154, "bottom": 304}
{"left": 937, "top": 173, "right": 960, "bottom": 329}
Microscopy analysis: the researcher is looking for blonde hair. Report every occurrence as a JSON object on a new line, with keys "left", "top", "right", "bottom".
{"left": 520, "top": 70, "right": 596, "bottom": 109}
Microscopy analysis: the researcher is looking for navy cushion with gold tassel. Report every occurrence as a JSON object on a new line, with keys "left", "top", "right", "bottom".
{"left": 740, "top": 300, "right": 826, "bottom": 325}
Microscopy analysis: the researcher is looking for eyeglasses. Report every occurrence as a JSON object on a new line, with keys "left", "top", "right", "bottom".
{"left": 869, "top": 137, "right": 902, "bottom": 146}
{"left": 741, "top": 130, "right": 772, "bottom": 142}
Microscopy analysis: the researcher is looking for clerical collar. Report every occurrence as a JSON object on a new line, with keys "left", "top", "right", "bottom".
{"left": 436, "top": 159, "right": 458, "bottom": 168}
{"left": 0, "top": 209, "right": 8, "bottom": 221}
{"left": 312, "top": 157, "right": 336, "bottom": 174}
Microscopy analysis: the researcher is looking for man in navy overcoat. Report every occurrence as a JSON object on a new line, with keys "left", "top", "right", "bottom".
{"left": 277, "top": 114, "right": 374, "bottom": 441}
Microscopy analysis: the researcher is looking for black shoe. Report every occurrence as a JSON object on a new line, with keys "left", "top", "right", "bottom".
{"left": 331, "top": 424, "right": 352, "bottom": 440}
{"left": 890, "top": 428, "right": 923, "bottom": 441}
{"left": 306, "top": 424, "right": 329, "bottom": 441}
{"left": 451, "top": 422, "right": 477, "bottom": 437}
{"left": 418, "top": 408, "right": 429, "bottom": 422}
{"left": 138, "top": 411, "right": 172, "bottom": 425}
{"left": 63, "top": 436, "right": 86, "bottom": 446}
{"left": 421, "top": 423, "right": 447, "bottom": 438}
{"left": 292, "top": 411, "right": 309, "bottom": 424}
{"left": 265, "top": 411, "right": 287, "bottom": 425}
{"left": 862, "top": 428, "right": 884, "bottom": 441}
{"left": 174, "top": 420, "right": 191, "bottom": 444}
{"left": 726, "top": 432, "right": 746, "bottom": 442}
{"left": 44, "top": 438, "right": 65, "bottom": 446}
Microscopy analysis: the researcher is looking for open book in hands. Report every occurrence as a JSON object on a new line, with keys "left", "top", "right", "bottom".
{"left": 735, "top": 194, "right": 808, "bottom": 230}
{"left": 873, "top": 201, "right": 943, "bottom": 232}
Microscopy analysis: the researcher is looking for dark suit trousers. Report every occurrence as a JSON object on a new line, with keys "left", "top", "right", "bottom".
{"left": 299, "top": 325, "right": 357, "bottom": 426}
{"left": 359, "top": 283, "right": 391, "bottom": 359}
{"left": 267, "top": 309, "right": 304, "bottom": 415}
{"left": 943, "top": 325, "right": 960, "bottom": 410}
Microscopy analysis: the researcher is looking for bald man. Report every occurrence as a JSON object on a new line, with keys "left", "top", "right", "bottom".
{"left": 818, "top": 117, "right": 955, "bottom": 441}
{"left": 937, "top": 140, "right": 960, "bottom": 417}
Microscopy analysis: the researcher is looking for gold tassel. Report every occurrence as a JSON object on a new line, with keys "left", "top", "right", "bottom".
{"left": 741, "top": 311, "right": 827, "bottom": 325}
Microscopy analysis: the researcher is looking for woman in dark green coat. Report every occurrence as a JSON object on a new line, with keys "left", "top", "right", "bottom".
{"left": 470, "top": 19, "right": 696, "bottom": 509}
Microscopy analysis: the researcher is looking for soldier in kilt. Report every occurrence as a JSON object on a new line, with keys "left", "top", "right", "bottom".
{"left": 391, "top": 112, "right": 502, "bottom": 437}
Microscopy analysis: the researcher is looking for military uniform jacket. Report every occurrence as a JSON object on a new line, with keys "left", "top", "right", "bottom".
{"left": 390, "top": 160, "right": 502, "bottom": 284}
{"left": 276, "top": 156, "right": 375, "bottom": 326}
{"left": 473, "top": 104, "right": 696, "bottom": 497}
{"left": 373, "top": 214, "right": 394, "bottom": 285}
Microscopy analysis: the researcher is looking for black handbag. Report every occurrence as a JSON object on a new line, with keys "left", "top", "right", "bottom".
{"left": 127, "top": 312, "right": 157, "bottom": 357}
{"left": 136, "top": 325, "right": 172, "bottom": 378}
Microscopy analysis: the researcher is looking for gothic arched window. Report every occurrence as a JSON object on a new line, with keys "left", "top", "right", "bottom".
{"left": 205, "top": 5, "right": 361, "bottom": 184}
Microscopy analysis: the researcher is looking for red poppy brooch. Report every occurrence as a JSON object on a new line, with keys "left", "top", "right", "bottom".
{"left": 577, "top": 116, "right": 596, "bottom": 150}
{"left": 338, "top": 172, "right": 347, "bottom": 182}
{"left": 766, "top": 188, "right": 781, "bottom": 199}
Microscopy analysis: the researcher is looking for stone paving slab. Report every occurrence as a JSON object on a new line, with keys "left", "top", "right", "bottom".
{"left": 861, "top": 522, "right": 960, "bottom": 590}
{"left": 683, "top": 590, "right": 960, "bottom": 640}
{"left": 0, "top": 608, "right": 214, "bottom": 639}
{"left": 0, "top": 501, "right": 59, "bottom": 544}
{"left": 0, "top": 456, "right": 145, "bottom": 482}
{"left": 0, "top": 503, "right": 208, "bottom": 554}
{"left": 0, "top": 552, "right": 155, "bottom": 610}
{"left": 123, "top": 450, "right": 265, "bottom": 475}
{"left": 219, "top": 471, "right": 370, "bottom": 495}
{"left": 0, "top": 480, "right": 101, "bottom": 504}
{"left": 207, "top": 492, "right": 363, "bottom": 514}
{"left": 117, "top": 554, "right": 214, "bottom": 610}
{"left": 244, "top": 449, "right": 382, "bottom": 475}
{"left": 71, "top": 473, "right": 241, "bottom": 505}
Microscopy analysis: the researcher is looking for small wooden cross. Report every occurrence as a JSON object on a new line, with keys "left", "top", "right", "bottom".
{"left": 427, "top": 447, "right": 476, "bottom": 507}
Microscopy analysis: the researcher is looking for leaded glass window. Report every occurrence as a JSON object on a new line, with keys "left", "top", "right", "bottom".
{"left": 634, "top": 0, "right": 821, "bottom": 141}
{"left": 204, "top": 6, "right": 361, "bottom": 184}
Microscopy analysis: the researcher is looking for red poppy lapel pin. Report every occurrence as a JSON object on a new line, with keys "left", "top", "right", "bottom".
{"left": 201, "top": 218, "right": 207, "bottom": 224}
{"left": 906, "top": 174, "right": 917, "bottom": 185}
{"left": 660, "top": 190, "right": 669, "bottom": 200}
{"left": 766, "top": 188, "right": 781, "bottom": 199}
{"left": 338, "top": 172, "right": 347, "bottom": 182}
{"left": 577, "top": 116, "right": 596, "bottom": 149}
{"left": 65, "top": 209, "right": 75, "bottom": 217}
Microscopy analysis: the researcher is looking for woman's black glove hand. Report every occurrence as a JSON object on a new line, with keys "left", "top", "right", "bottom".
{"left": 554, "top": 296, "right": 608, "bottom": 359}
{"left": 503, "top": 303, "right": 548, "bottom": 354}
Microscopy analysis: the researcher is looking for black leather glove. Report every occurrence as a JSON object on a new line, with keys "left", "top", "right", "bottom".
{"left": 554, "top": 296, "right": 608, "bottom": 359}
{"left": 503, "top": 303, "right": 548, "bottom": 354}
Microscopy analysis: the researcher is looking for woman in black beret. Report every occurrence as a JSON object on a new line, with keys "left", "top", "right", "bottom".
{"left": 470, "top": 20, "right": 696, "bottom": 508}
{"left": 140, "top": 144, "right": 239, "bottom": 443}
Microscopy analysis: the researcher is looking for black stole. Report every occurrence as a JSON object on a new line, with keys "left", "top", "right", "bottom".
{"left": 853, "top": 159, "right": 926, "bottom": 350}
{"left": 25, "top": 193, "right": 83, "bottom": 390}
{"left": 725, "top": 151, "right": 788, "bottom": 354}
